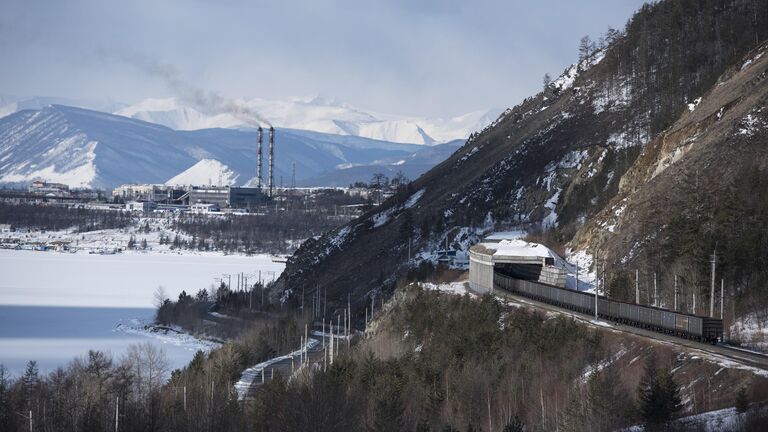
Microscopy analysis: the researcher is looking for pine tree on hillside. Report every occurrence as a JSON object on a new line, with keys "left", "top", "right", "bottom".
{"left": 502, "top": 416, "right": 526, "bottom": 432}
{"left": 735, "top": 386, "right": 750, "bottom": 413}
{"left": 0, "top": 365, "right": 10, "bottom": 431}
{"left": 657, "top": 367, "right": 682, "bottom": 420}
{"left": 22, "top": 361, "right": 39, "bottom": 409}
{"left": 578, "top": 35, "right": 595, "bottom": 63}
{"left": 638, "top": 355, "right": 682, "bottom": 428}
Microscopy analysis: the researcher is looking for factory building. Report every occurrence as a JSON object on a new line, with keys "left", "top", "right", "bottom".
{"left": 29, "top": 181, "right": 70, "bottom": 196}
{"left": 185, "top": 186, "right": 265, "bottom": 208}
{"left": 469, "top": 234, "right": 567, "bottom": 294}
{"left": 112, "top": 184, "right": 185, "bottom": 203}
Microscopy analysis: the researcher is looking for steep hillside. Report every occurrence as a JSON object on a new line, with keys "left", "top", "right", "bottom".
{"left": 275, "top": 0, "right": 768, "bottom": 317}
{"left": 0, "top": 105, "right": 456, "bottom": 188}
{"left": 572, "top": 42, "right": 768, "bottom": 317}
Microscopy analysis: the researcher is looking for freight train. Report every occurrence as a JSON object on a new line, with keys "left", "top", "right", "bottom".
{"left": 494, "top": 271, "right": 723, "bottom": 343}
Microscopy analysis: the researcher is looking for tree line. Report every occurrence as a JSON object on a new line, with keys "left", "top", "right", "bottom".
{"left": 0, "top": 202, "right": 132, "bottom": 232}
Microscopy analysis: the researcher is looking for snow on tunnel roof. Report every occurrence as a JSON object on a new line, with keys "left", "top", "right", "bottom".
{"left": 471, "top": 238, "right": 559, "bottom": 261}
{"left": 491, "top": 239, "right": 558, "bottom": 259}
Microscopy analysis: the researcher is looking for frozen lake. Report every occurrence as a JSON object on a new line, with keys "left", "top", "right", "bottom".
{"left": 0, "top": 250, "right": 285, "bottom": 376}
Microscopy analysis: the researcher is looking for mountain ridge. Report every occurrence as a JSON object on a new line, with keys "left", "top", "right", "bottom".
{"left": 113, "top": 96, "right": 499, "bottom": 145}
{"left": 0, "top": 104, "right": 463, "bottom": 189}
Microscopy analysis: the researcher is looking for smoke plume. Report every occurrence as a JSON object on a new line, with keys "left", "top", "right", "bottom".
{"left": 105, "top": 50, "right": 271, "bottom": 126}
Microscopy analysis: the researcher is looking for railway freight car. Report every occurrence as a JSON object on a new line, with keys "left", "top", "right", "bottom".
{"left": 494, "top": 272, "right": 722, "bottom": 343}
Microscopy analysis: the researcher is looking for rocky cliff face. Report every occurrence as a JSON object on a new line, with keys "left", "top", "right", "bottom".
{"left": 276, "top": 0, "right": 768, "bottom": 319}
{"left": 573, "top": 42, "right": 768, "bottom": 310}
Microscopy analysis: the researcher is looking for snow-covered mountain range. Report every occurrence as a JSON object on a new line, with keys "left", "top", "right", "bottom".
{"left": 114, "top": 96, "right": 499, "bottom": 145}
{"left": 0, "top": 104, "right": 463, "bottom": 189}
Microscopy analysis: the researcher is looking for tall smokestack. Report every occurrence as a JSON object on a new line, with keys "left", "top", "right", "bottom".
{"left": 256, "top": 127, "right": 263, "bottom": 188}
{"left": 268, "top": 126, "right": 275, "bottom": 197}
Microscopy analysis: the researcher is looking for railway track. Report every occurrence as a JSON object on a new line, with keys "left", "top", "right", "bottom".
{"left": 488, "top": 286, "right": 768, "bottom": 373}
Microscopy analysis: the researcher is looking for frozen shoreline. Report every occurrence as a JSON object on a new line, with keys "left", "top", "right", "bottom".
{"left": 0, "top": 248, "right": 285, "bottom": 308}
{"left": 114, "top": 318, "right": 223, "bottom": 353}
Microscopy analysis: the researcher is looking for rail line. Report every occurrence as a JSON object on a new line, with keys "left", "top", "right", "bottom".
{"left": 486, "top": 284, "right": 768, "bottom": 373}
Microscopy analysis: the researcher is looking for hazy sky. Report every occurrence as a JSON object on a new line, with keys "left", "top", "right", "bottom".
{"left": 1, "top": 0, "right": 647, "bottom": 117}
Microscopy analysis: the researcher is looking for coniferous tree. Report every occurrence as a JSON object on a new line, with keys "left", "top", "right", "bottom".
{"left": 503, "top": 416, "right": 526, "bottom": 432}
{"left": 735, "top": 386, "right": 750, "bottom": 413}
{"left": 0, "top": 365, "right": 10, "bottom": 432}
{"left": 638, "top": 356, "right": 681, "bottom": 428}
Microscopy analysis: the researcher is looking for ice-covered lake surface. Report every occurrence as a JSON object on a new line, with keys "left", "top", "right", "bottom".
{"left": 0, "top": 250, "right": 285, "bottom": 376}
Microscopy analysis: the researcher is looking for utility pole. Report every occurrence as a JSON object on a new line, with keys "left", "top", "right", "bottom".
{"left": 635, "top": 269, "right": 639, "bottom": 304}
{"left": 674, "top": 274, "right": 678, "bottom": 311}
{"left": 594, "top": 260, "right": 599, "bottom": 321}
{"left": 720, "top": 279, "right": 724, "bottom": 319}
{"left": 115, "top": 396, "right": 119, "bottom": 432}
{"left": 710, "top": 251, "right": 717, "bottom": 318}
{"left": 347, "top": 293, "right": 351, "bottom": 337}
{"left": 693, "top": 292, "right": 697, "bottom": 315}
{"left": 602, "top": 264, "right": 606, "bottom": 298}
{"left": 654, "top": 273, "right": 658, "bottom": 307}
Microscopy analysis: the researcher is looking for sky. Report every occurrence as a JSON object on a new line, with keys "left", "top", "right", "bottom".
{"left": 0, "top": 0, "right": 647, "bottom": 118}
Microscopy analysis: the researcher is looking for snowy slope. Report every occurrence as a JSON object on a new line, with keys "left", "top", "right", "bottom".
{"left": 166, "top": 159, "right": 238, "bottom": 186}
{"left": 115, "top": 98, "right": 245, "bottom": 131}
{"left": 115, "top": 96, "right": 500, "bottom": 145}
{"left": 0, "top": 105, "right": 457, "bottom": 189}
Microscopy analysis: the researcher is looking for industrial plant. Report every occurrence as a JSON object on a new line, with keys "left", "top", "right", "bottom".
{"left": 113, "top": 125, "right": 280, "bottom": 210}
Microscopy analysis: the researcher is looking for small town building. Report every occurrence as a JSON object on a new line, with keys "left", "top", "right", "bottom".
{"left": 113, "top": 184, "right": 185, "bottom": 203}
{"left": 125, "top": 201, "right": 158, "bottom": 212}
{"left": 28, "top": 181, "right": 70, "bottom": 197}
{"left": 190, "top": 202, "right": 220, "bottom": 214}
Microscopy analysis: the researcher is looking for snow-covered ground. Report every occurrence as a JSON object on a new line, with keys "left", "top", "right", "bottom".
{"left": 0, "top": 249, "right": 283, "bottom": 308}
{"left": 0, "top": 247, "right": 283, "bottom": 376}
{"left": 2, "top": 219, "right": 199, "bottom": 255}
{"left": 730, "top": 312, "right": 768, "bottom": 353}
{"left": 623, "top": 406, "right": 765, "bottom": 432}
{"left": 420, "top": 281, "right": 474, "bottom": 297}
{"left": 114, "top": 319, "right": 222, "bottom": 352}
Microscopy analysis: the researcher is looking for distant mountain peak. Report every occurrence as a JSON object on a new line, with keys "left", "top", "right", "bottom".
{"left": 166, "top": 159, "right": 238, "bottom": 186}
{"left": 110, "top": 96, "right": 497, "bottom": 145}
